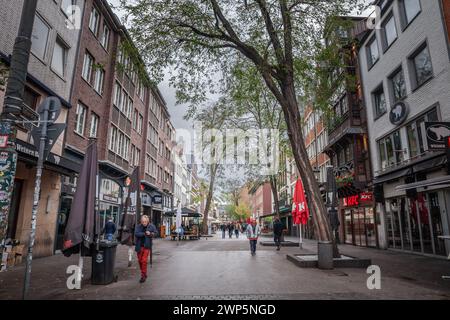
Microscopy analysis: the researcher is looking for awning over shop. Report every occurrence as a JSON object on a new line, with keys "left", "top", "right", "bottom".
{"left": 374, "top": 167, "right": 413, "bottom": 185}
{"left": 395, "top": 175, "right": 450, "bottom": 191}
{"left": 164, "top": 207, "right": 202, "bottom": 217}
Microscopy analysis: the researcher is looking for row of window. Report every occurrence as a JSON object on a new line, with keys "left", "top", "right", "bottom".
{"left": 113, "top": 81, "right": 133, "bottom": 119}
{"left": 89, "top": 5, "right": 111, "bottom": 51}
{"left": 371, "top": 41, "right": 433, "bottom": 119}
{"left": 31, "top": 12, "right": 69, "bottom": 78}
{"left": 75, "top": 102, "right": 99, "bottom": 137}
{"left": 109, "top": 125, "right": 131, "bottom": 160}
{"left": 366, "top": 0, "right": 422, "bottom": 69}
{"left": 82, "top": 52, "right": 105, "bottom": 94}
{"left": 377, "top": 108, "right": 438, "bottom": 170}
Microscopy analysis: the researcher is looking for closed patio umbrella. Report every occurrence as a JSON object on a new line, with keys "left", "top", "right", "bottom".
{"left": 62, "top": 138, "right": 99, "bottom": 286}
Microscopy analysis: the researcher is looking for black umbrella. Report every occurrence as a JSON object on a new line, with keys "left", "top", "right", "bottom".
{"left": 118, "top": 166, "right": 141, "bottom": 246}
{"left": 62, "top": 138, "right": 99, "bottom": 257}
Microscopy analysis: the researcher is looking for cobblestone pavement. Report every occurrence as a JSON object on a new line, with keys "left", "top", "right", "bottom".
{"left": 1, "top": 233, "right": 450, "bottom": 300}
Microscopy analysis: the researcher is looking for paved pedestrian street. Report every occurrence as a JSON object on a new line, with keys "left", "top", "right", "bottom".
{"left": 1, "top": 233, "right": 450, "bottom": 300}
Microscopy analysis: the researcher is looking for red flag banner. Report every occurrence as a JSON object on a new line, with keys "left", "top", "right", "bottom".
{"left": 292, "top": 178, "right": 309, "bottom": 225}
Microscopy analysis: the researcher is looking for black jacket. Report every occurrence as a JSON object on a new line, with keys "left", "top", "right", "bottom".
{"left": 273, "top": 221, "right": 284, "bottom": 236}
{"left": 134, "top": 223, "right": 157, "bottom": 252}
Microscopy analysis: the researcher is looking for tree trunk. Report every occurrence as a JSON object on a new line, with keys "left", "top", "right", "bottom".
{"left": 202, "top": 164, "right": 218, "bottom": 235}
{"left": 262, "top": 73, "right": 339, "bottom": 256}
{"left": 269, "top": 175, "right": 280, "bottom": 218}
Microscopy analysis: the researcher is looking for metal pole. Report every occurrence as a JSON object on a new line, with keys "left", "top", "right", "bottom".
{"left": 0, "top": 0, "right": 38, "bottom": 272}
{"left": 22, "top": 100, "right": 49, "bottom": 300}
{"left": 299, "top": 224, "right": 303, "bottom": 249}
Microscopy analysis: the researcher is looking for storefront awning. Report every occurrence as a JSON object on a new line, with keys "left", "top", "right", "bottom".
{"left": 164, "top": 207, "right": 202, "bottom": 217}
{"left": 374, "top": 168, "right": 413, "bottom": 185}
{"left": 395, "top": 175, "right": 450, "bottom": 191}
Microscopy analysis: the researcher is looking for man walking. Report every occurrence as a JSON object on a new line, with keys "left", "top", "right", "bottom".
{"left": 228, "top": 223, "right": 234, "bottom": 239}
{"left": 221, "top": 224, "right": 226, "bottom": 239}
{"left": 234, "top": 222, "right": 240, "bottom": 238}
{"left": 245, "top": 219, "right": 261, "bottom": 256}
{"left": 103, "top": 216, "right": 116, "bottom": 241}
{"left": 273, "top": 217, "right": 284, "bottom": 251}
{"left": 135, "top": 215, "right": 157, "bottom": 283}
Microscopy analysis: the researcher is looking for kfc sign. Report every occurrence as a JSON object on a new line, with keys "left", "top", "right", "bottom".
{"left": 344, "top": 195, "right": 359, "bottom": 207}
{"left": 343, "top": 192, "right": 373, "bottom": 207}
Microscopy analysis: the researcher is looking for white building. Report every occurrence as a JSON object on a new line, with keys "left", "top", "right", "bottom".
{"left": 359, "top": 0, "right": 450, "bottom": 257}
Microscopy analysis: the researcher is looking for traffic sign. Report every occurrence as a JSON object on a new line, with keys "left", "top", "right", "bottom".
{"left": 30, "top": 123, "right": 66, "bottom": 161}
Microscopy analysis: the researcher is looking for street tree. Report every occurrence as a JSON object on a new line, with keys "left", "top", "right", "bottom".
{"left": 120, "top": 0, "right": 366, "bottom": 244}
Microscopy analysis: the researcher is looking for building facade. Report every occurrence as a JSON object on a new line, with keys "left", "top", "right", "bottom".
{"left": 0, "top": 0, "right": 84, "bottom": 258}
{"left": 359, "top": 0, "right": 450, "bottom": 256}
{"left": 323, "top": 17, "right": 377, "bottom": 248}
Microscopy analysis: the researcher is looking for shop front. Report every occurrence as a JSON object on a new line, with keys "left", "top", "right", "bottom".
{"left": 340, "top": 192, "right": 377, "bottom": 247}
{"left": 376, "top": 155, "right": 450, "bottom": 257}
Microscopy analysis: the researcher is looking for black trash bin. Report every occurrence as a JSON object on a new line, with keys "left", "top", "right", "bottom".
{"left": 91, "top": 241, "right": 118, "bottom": 285}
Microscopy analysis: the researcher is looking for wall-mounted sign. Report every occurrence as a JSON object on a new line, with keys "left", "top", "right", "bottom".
{"left": 343, "top": 192, "right": 374, "bottom": 207}
{"left": 360, "top": 192, "right": 373, "bottom": 203}
{"left": 425, "top": 122, "right": 450, "bottom": 150}
{"left": 152, "top": 195, "right": 162, "bottom": 204}
{"left": 389, "top": 101, "right": 409, "bottom": 126}
{"left": 343, "top": 195, "right": 359, "bottom": 207}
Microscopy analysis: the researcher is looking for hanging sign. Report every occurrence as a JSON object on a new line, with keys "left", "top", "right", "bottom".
{"left": 425, "top": 122, "right": 450, "bottom": 150}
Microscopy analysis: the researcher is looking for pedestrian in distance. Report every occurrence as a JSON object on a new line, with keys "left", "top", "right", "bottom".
{"left": 134, "top": 215, "right": 157, "bottom": 283}
{"left": 234, "top": 223, "right": 239, "bottom": 238}
{"left": 273, "top": 216, "right": 284, "bottom": 251}
{"left": 103, "top": 216, "right": 116, "bottom": 241}
{"left": 228, "top": 223, "right": 234, "bottom": 239}
{"left": 221, "top": 224, "right": 226, "bottom": 239}
{"left": 246, "top": 219, "right": 261, "bottom": 256}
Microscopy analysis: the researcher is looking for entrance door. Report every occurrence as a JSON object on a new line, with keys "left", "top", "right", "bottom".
{"left": 7, "top": 179, "right": 24, "bottom": 240}
{"left": 55, "top": 196, "right": 73, "bottom": 251}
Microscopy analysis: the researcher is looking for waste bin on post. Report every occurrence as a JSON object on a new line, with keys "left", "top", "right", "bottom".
{"left": 91, "top": 240, "right": 118, "bottom": 285}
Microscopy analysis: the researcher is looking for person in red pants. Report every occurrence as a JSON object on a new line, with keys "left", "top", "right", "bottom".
{"left": 134, "top": 215, "right": 157, "bottom": 283}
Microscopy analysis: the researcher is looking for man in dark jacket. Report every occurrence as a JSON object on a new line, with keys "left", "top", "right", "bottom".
{"left": 273, "top": 217, "right": 284, "bottom": 251}
{"left": 135, "top": 215, "right": 157, "bottom": 283}
{"left": 103, "top": 217, "right": 116, "bottom": 241}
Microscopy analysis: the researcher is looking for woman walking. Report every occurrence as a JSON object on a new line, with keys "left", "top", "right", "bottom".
{"left": 245, "top": 219, "right": 261, "bottom": 256}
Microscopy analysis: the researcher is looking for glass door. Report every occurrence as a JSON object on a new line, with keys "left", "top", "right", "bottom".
{"left": 365, "top": 207, "right": 377, "bottom": 247}
{"left": 344, "top": 209, "right": 354, "bottom": 245}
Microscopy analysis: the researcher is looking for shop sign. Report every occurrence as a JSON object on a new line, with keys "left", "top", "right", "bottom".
{"left": 389, "top": 101, "right": 409, "bottom": 126}
{"left": 102, "top": 194, "right": 119, "bottom": 203}
{"left": 152, "top": 195, "right": 162, "bottom": 204}
{"left": 343, "top": 195, "right": 359, "bottom": 207}
{"left": 360, "top": 192, "right": 373, "bottom": 203}
{"left": 425, "top": 122, "right": 450, "bottom": 150}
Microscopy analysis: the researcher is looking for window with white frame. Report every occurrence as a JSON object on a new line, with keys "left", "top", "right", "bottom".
{"left": 89, "top": 6, "right": 100, "bottom": 37}
{"left": 82, "top": 52, "right": 94, "bottom": 83}
{"left": 94, "top": 68, "right": 104, "bottom": 94}
{"left": 114, "top": 81, "right": 122, "bottom": 107}
{"left": 75, "top": 103, "right": 87, "bottom": 135}
{"left": 138, "top": 114, "right": 143, "bottom": 134}
{"left": 378, "top": 130, "right": 403, "bottom": 170}
{"left": 51, "top": 38, "right": 67, "bottom": 76}
{"left": 406, "top": 108, "right": 438, "bottom": 159}
{"left": 100, "top": 24, "right": 110, "bottom": 50}
{"left": 90, "top": 113, "right": 99, "bottom": 137}
{"left": 31, "top": 14, "right": 50, "bottom": 61}
{"left": 133, "top": 109, "right": 138, "bottom": 130}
